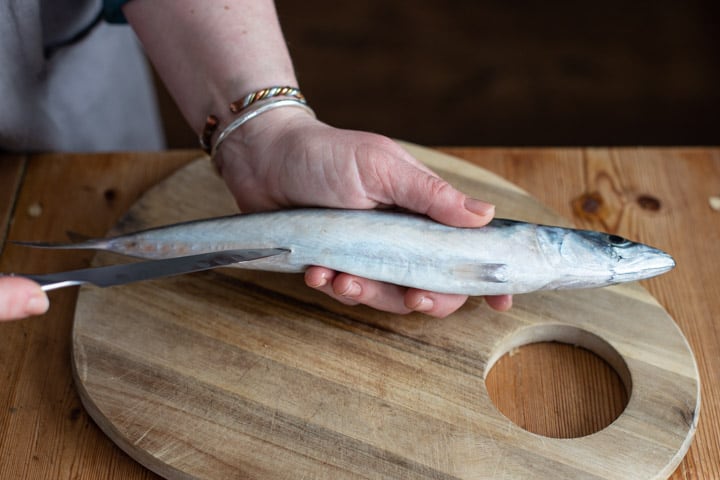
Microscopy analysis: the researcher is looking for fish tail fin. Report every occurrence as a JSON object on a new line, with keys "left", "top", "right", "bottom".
{"left": 13, "top": 233, "right": 110, "bottom": 251}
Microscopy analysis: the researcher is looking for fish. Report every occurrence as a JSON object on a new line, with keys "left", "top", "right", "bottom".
{"left": 17, "top": 208, "right": 676, "bottom": 296}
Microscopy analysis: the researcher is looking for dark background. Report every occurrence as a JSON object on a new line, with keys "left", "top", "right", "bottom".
{"left": 159, "top": 0, "right": 720, "bottom": 148}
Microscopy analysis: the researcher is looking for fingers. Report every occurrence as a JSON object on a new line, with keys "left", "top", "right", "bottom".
{"left": 305, "top": 267, "right": 469, "bottom": 318}
{"left": 304, "top": 267, "right": 361, "bottom": 307}
{"left": 485, "top": 294, "right": 513, "bottom": 312}
{"left": 306, "top": 267, "right": 412, "bottom": 313}
{"left": 355, "top": 138, "right": 495, "bottom": 228}
{"left": 412, "top": 176, "right": 496, "bottom": 228}
{"left": 0, "top": 277, "right": 49, "bottom": 321}
{"left": 403, "top": 289, "right": 469, "bottom": 318}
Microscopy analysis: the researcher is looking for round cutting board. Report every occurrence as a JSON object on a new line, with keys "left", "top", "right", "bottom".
{"left": 72, "top": 144, "right": 699, "bottom": 479}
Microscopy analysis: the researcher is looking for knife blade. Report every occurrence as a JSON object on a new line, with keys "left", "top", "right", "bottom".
{"left": 7, "top": 248, "right": 289, "bottom": 291}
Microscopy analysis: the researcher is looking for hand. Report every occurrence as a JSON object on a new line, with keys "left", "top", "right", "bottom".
{"left": 214, "top": 107, "right": 513, "bottom": 317}
{"left": 0, "top": 276, "right": 49, "bottom": 321}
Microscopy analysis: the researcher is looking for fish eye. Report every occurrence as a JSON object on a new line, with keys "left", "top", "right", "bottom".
{"left": 607, "top": 234, "right": 632, "bottom": 247}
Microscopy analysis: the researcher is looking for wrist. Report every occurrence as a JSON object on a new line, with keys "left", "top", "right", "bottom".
{"left": 211, "top": 99, "right": 317, "bottom": 175}
{"left": 227, "top": 102, "right": 316, "bottom": 145}
{"left": 211, "top": 104, "right": 320, "bottom": 211}
{"left": 200, "top": 86, "right": 308, "bottom": 153}
{"left": 201, "top": 79, "right": 300, "bottom": 132}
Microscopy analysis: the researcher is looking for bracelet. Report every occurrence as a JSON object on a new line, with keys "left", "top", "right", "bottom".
{"left": 199, "top": 85, "right": 307, "bottom": 154}
{"left": 210, "top": 97, "right": 315, "bottom": 170}
{"left": 229, "top": 86, "right": 305, "bottom": 113}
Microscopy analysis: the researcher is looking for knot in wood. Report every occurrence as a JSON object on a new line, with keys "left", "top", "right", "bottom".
{"left": 636, "top": 194, "right": 661, "bottom": 211}
{"left": 572, "top": 191, "right": 607, "bottom": 221}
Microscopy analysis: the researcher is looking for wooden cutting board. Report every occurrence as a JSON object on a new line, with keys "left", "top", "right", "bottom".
{"left": 72, "top": 144, "right": 699, "bottom": 479}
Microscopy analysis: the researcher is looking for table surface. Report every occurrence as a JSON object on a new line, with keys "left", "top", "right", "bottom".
{"left": 0, "top": 148, "right": 717, "bottom": 479}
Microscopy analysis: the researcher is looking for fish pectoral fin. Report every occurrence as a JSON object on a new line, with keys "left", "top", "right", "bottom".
{"left": 456, "top": 263, "right": 509, "bottom": 283}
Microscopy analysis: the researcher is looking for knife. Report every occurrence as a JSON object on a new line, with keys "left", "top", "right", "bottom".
{"left": 5, "top": 248, "right": 289, "bottom": 291}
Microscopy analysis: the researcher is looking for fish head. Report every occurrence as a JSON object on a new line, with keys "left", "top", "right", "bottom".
{"left": 602, "top": 233, "right": 675, "bottom": 282}
{"left": 555, "top": 229, "right": 676, "bottom": 285}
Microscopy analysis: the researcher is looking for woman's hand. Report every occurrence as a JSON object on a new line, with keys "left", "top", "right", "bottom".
{"left": 215, "top": 107, "right": 513, "bottom": 317}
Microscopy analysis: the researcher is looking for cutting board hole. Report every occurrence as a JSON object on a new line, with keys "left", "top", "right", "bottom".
{"left": 484, "top": 325, "right": 630, "bottom": 438}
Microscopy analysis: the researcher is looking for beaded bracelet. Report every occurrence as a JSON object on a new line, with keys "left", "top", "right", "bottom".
{"left": 210, "top": 97, "right": 315, "bottom": 172}
{"left": 200, "top": 85, "right": 307, "bottom": 154}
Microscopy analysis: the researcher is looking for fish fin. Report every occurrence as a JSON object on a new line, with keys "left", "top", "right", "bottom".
{"left": 457, "top": 263, "right": 509, "bottom": 283}
{"left": 13, "top": 236, "right": 108, "bottom": 250}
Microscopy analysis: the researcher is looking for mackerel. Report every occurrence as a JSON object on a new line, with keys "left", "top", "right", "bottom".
{"left": 19, "top": 208, "right": 675, "bottom": 296}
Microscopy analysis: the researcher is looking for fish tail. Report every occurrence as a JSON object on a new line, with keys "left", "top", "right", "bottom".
{"left": 13, "top": 233, "right": 110, "bottom": 251}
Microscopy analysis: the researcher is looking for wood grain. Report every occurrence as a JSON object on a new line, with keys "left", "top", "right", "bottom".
{"left": 71, "top": 145, "right": 699, "bottom": 479}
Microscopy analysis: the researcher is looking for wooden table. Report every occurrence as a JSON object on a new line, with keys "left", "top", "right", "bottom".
{"left": 0, "top": 148, "right": 717, "bottom": 479}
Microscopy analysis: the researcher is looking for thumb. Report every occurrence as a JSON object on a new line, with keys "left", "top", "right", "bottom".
{"left": 0, "top": 277, "right": 49, "bottom": 321}
{"left": 364, "top": 155, "right": 495, "bottom": 227}
{"left": 422, "top": 178, "right": 496, "bottom": 227}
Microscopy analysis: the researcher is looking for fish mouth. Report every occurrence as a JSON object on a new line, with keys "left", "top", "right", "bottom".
{"left": 613, "top": 251, "right": 676, "bottom": 282}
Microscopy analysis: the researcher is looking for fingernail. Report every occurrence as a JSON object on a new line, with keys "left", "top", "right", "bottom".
{"left": 340, "top": 281, "right": 361, "bottom": 298}
{"left": 26, "top": 292, "right": 49, "bottom": 315}
{"left": 412, "top": 296, "right": 434, "bottom": 312}
{"left": 464, "top": 197, "right": 495, "bottom": 217}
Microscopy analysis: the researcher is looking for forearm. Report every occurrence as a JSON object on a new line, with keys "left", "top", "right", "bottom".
{"left": 123, "top": 0, "right": 298, "bottom": 135}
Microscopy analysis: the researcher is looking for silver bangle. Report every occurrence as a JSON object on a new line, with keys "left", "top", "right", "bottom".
{"left": 210, "top": 97, "right": 315, "bottom": 162}
{"left": 200, "top": 86, "right": 308, "bottom": 154}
